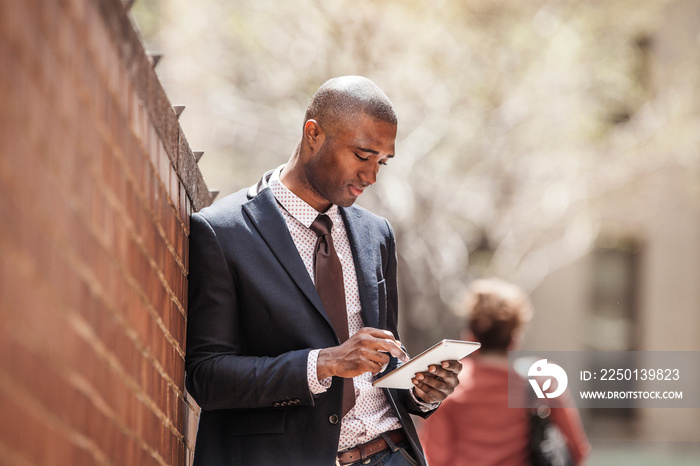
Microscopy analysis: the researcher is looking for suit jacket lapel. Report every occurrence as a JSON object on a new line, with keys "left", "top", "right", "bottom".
{"left": 242, "top": 189, "right": 328, "bottom": 321}
{"left": 243, "top": 191, "right": 381, "bottom": 336}
{"left": 341, "top": 207, "right": 380, "bottom": 330}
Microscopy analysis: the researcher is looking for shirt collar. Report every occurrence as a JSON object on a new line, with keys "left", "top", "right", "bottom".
{"left": 269, "top": 166, "right": 339, "bottom": 229}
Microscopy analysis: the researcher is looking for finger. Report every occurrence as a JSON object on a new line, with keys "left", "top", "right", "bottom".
{"left": 363, "top": 328, "right": 398, "bottom": 341}
{"left": 412, "top": 384, "right": 431, "bottom": 403}
{"left": 363, "top": 328, "right": 408, "bottom": 362}
{"left": 440, "top": 360, "right": 463, "bottom": 374}
{"left": 428, "top": 363, "right": 462, "bottom": 381}
{"left": 412, "top": 377, "right": 446, "bottom": 403}
{"left": 384, "top": 341, "right": 409, "bottom": 362}
{"left": 411, "top": 377, "right": 432, "bottom": 401}
{"left": 373, "top": 359, "right": 389, "bottom": 375}
{"left": 428, "top": 366, "right": 460, "bottom": 391}
{"left": 361, "top": 328, "right": 401, "bottom": 348}
{"left": 364, "top": 358, "right": 384, "bottom": 375}
{"left": 368, "top": 350, "right": 391, "bottom": 369}
{"left": 415, "top": 371, "right": 450, "bottom": 393}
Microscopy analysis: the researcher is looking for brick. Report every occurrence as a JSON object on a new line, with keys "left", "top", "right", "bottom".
{"left": 0, "top": 0, "right": 209, "bottom": 464}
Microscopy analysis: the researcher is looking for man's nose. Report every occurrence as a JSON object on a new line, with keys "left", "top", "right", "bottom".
{"left": 358, "top": 163, "right": 379, "bottom": 186}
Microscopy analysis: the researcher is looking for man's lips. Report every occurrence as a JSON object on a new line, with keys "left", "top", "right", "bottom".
{"left": 349, "top": 185, "right": 365, "bottom": 197}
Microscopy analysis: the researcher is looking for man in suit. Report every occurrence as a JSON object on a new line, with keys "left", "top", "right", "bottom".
{"left": 185, "top": 76, "right": 462, "bottom": 465}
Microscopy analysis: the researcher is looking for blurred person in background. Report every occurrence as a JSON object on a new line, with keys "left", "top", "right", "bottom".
{"left": 419, "top": 278, "right": 590, "bottom": 465}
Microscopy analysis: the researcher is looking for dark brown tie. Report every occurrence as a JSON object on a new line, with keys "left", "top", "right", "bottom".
{"left": 310, "top": 214, "right": 355, "bottom": 417}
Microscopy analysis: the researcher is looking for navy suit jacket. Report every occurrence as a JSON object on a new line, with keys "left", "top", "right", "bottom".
{"left": 185, "top": 174, "right": 432, "bottom": 465}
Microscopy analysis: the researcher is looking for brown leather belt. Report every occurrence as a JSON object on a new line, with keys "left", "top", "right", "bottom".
{"left": 336, "top": 429, "right": 407, "bottom": 465}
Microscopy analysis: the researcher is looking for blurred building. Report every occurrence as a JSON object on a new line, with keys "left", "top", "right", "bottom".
{"left": 525, "top": 0, "right": 700, "bottom": 456}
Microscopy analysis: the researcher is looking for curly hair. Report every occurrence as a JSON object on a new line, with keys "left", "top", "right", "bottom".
{"left": 463, "top": 278, "right": 533, "bottom": 352}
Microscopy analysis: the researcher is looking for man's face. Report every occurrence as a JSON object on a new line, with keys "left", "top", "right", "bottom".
{"left": 303, "top": 112, "right": 396, "bottom": 211}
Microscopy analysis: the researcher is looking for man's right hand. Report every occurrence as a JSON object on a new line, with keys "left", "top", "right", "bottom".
{"left": 316, "top": 328, "right": 409, "bottom": 380}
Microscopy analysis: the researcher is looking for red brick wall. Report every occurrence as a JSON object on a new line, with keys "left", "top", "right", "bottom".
{"left": 0, "top": 0, "right": 210, "bottom": 464}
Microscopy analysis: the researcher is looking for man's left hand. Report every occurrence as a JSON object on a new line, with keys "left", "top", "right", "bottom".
{"left": 411, "top": 360, "right": 462, "bottom": 404}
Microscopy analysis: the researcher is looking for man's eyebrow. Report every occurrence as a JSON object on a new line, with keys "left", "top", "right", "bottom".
{"left": 357, "top": 146, "right": 379, "bottom": 155}
{"left": 357, "top": 146, "right": 395, "bottom": 158}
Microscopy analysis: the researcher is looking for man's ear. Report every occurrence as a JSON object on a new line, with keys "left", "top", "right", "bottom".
{"left": 303, "top": 119, "right": 324, "bottom": 150}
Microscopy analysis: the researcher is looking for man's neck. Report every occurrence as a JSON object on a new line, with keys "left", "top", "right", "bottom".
{"left": 279, "top": 161, "right": 331, "bottom": 213}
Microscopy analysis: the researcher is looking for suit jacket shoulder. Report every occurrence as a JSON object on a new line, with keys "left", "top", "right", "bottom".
{"left": 193, "top": 187, "right": 251, "bottom": 228}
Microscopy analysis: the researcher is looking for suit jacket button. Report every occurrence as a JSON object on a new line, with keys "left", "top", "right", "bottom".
{"left": 329, "top": 414, "right": 339, "bottom": 425}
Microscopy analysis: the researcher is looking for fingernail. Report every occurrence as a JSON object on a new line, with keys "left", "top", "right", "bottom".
{"left": 429, "top": 366, "right": 437, "bottom": 373}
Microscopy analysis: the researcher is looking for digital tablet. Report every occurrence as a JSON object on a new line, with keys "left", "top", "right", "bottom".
{"left": 372, "top": 339, "right": 481, "bottom": 389}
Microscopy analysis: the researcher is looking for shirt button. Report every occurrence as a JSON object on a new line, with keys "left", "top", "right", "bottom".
{"left": 328, "top": 414, "right": 339, "bottom": 425}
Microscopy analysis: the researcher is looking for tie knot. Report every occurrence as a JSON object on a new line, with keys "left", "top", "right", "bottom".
{"left": 310, "top": 214, "right": 333, "bottom": 237}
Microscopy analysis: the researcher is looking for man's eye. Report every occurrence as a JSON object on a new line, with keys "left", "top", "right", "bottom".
{"left": 355, "top": 153, "right": 369, "bottom": 161}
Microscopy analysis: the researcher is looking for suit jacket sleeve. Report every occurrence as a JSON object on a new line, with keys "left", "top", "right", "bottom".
{"left": 185, "top": 211, "right": 313, "bottom": 411}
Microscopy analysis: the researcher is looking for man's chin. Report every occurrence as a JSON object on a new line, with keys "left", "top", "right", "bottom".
{"left": 338, "top": 198, "right": 358, "bottom": 208}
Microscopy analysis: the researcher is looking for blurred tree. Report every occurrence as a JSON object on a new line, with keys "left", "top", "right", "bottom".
{"left": 132, "top": 0, "right": 697, "bottom": 353}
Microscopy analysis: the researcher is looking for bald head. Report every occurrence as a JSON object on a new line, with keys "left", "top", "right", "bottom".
{"left": 304, "top": 76, "right": 397, "bottom": 135}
